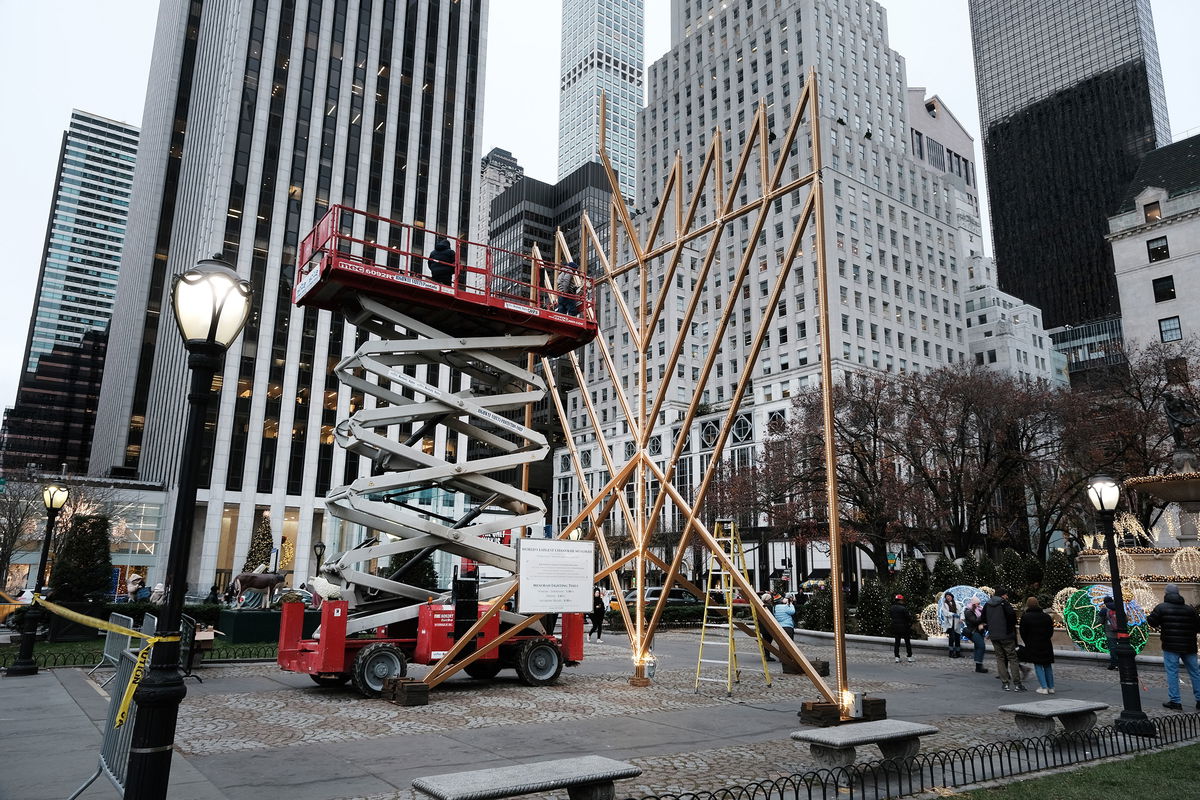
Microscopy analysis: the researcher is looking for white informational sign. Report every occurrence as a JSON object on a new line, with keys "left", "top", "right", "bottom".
{"left": 516, "top": 538, "right": 595, "bottom": 613}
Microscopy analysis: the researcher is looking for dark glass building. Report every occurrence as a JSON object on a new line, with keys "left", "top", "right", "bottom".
{"left": 1, "top": 329, "right": 107, "bottom": 475}
{"left": 969, "top": 0, "right": 1170, "bottom": 329}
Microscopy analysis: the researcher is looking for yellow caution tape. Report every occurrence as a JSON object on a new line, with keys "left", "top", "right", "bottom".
{"left": 33, "top": 596, "right": 181, "bottom": 728}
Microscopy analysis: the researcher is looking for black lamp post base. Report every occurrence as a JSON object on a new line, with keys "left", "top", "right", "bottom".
{"left": 1116, "top": 711, "right": 1158, "bottom": 738}
{"left": 4, "top": 660, "right": 39, "bottom": 677}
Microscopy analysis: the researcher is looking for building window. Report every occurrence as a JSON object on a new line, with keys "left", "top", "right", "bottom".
{"left": 1148, "top": 236, "right": 1170, "bottom": 263}
{"left": 1159, "top": 316, "right": 1183, "bottom": 342}
{"left": 1144, "top": 201, "right": 1161, "bottom": 223}
{"left": 1152, "top": 275, "right": 1176, "bottom": 303}
{"left": 987, "top": 349, "right": 997, "bottom": 363}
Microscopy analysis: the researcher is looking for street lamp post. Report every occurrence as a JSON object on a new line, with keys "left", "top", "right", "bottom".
{"left": 5, "top": 485, "right": 69, "bottom": 677}
{"left": 1087, "top": 475, "right": 1155, "bottom": 737}
{"left": 312, "top": 539, "right": 327, "bottom": 567}
{"left": 124, "top": 257, "right": 251, "bottom": 799}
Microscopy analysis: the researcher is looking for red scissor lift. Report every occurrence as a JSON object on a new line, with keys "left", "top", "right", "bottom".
{"left": 292, "top": 205, "right": 597, "bottom": 355}
{"left": 279, "top": 206, "right": 596, "bottom": 696}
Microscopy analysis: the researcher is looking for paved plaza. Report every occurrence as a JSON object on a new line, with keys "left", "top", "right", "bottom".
{"left": 0, "top": 631, "right": 1180, "bottom": 800}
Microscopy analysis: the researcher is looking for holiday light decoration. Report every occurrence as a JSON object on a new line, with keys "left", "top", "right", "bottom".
{"left": 1063, "top": 584, "right": 1149, "bottom": 654}
{"left": 919, "top": 603, "right": 943, "bottom": 638}
{"left": 1171, "top": 548, "right": 1200, "bottom": 579}
{"left": 1052, "top": 587, "right": 1080, "bottom": 620}
{"left": 1095, "top": 549, "right": 1137, "bottom": 578}
{"left": 1115, "top": 512, "right": 1150, "bottom": 545}
{"left": 978, "top": 586, "right": 995, "bottom": 597}
{"left": 1122, "top": 576, "right": 1157, "bottom": 612}
{"left": 935, "top": 585, "right": 990, "bottom": 632}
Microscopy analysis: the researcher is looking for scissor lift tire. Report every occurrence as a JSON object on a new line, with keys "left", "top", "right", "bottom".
{"left": 515, "top": 639, "right": 563, "bottom": 687}
{"left": 351, "top": 641, "right": 408, "bottom": 697}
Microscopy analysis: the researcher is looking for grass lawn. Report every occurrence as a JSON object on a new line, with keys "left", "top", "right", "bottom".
{"left": 964, "top": 742, "right": 1200, "bottom": 798}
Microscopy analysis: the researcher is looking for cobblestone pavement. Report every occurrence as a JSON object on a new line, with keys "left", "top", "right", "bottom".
{"left": 105, "top": 631, "right": 1171, "bottom": 800}
{"left": 172, "top": 654, "right": 921, "bottom": 757}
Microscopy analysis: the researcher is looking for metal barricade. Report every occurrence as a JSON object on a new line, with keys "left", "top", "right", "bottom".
{"left": 179, "top": 614, "right": 202, "bottom": 682}
{"left": 86, "top": 612, "right": 133, "bottom": 688}
{"left": 141, "top": 612, "right": 158, "bottom": 636}
{"left": 68, "top": 648, "right": 139, "bottom": 799}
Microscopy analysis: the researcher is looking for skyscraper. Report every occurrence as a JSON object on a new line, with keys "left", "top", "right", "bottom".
{"left": 20, "top": 111, "right": 138, "bottom": 374}
{"left": 91, "top": 0, "right": 486, "bottom": 589}
{"left": 558, "top": 0, "right": 644, "bottom": 200}
{"left": 473, "top": 147, "right": 524, "bottom": 245}
{"left": 553, "top": 0, "right": 983, "bottom": 544}
{"left": 969, "top": 0, "right": 1170, "bottom": 328}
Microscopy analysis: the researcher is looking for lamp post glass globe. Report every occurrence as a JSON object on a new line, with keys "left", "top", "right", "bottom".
{"left": 43, "top": 484, "right": 69, "bottom": 511}
{"left": 171, "top": 257, "right": 252, "bottom": 349}
{"left": 1087, "top": 476, "right": 1120, "bottom": 513}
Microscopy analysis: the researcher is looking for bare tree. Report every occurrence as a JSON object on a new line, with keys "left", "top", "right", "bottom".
{"left": 0, "top": 481, "right": 44, "bottom": 591}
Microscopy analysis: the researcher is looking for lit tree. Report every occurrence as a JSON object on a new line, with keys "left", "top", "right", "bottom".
{"left": 242, "top": 512, "right": 275, "bottom": 573}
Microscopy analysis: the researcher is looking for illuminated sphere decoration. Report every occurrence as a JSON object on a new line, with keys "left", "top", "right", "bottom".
{"left": 935, "top": 585, "right": 990, "bottom": 631}
{"left": 1051, "top": 587, "right": 1080, "bottom": 619}
{"left": 1062, "top": 584, "right": 1149, "bottom": 654}
{"left": 1122, "top": 576, "right": 1157, "bottom": 612}
{"left": 1171, "top": 548, "right": 1200, "bottom": 579}
{"left": 918, "top": 603, "right": 943, "bottom": 638}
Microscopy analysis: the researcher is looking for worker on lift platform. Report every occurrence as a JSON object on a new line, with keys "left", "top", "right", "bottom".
{"left": 426, "top": 236, "right": 457, "bottom": 285}
{"left": 557, "top": 261, "right": 583, "bottom": 315}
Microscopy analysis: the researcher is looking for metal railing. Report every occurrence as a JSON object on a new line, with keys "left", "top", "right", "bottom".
{"left": 625, "top": 714, "right": 1200, "bottom": 800}
{"left": 86, "top": 612, "right": 132, "bottom": 687}
{"left": 68, "top": 648, "right": 139, "bottom": 799}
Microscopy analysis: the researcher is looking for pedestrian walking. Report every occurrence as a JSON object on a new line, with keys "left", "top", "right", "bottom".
{"left": 984, "top": 587, "right": 1024, "bottom": 691}
{"left": 890, "top": 594, "right": 914, "bottom": 663}
{"left": 963, "top": 596, "right": 989, "bottom": 673}
{"left": 943, "top": 592, "right": 962, "bottom": 659}
{"left": 773, "top": 594, "right": 796, "bottom": 641}
{"left": 426, "top": 236, "right": 457, "bottom": 285}
{"left": 1147, "top": 582, "right": 1200, "bottom": 710}
{"left": 1102, "top": 595, "right": 1120, "bottom": 670}
{"left": 556, "top": 261, "right": 583, "bottom": 315}
{"left": 1019, "top": 597, "right": 1055, "bottom": 694}
{"left": 588, "top": 587, "right": 606, "bottom": 642}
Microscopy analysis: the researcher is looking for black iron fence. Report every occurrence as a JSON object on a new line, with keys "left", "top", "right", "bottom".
{"left": 626, "top": 714, "right": 1200, "bottom": 800}
{"left": 0, "top": 643, "right": 279, "bottom": 669}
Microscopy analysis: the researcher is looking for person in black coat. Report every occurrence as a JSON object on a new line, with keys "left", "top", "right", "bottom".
{"left": 588, "top": 587, "right": 606, "bottom": 643}
{"left": 985, "top": 587, "right": 1024, "bottom": 691}
{"left": 1148, "top": 582, "right": 1200, "bottom": 710}
{"left": 890, "top": 594, "right": 913, "bottom": 662}
{"left": 426, "top": 236, "right": 457, "bottom": 285}
{"left": 1018, "top": 597, "right": 1055, "bottom": 694}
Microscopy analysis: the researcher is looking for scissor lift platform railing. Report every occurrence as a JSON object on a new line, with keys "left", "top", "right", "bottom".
{"left": 293, "top": 205, "right": 598, "bottom": 356}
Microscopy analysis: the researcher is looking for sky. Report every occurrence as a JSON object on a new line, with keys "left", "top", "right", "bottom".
{"left": 1, "top": 0, "right": 1198, "bottom": 411}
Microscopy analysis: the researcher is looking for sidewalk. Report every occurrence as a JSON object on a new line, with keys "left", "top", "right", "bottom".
{"left": 0, "top": 668, "right": 224, "bottom": 800}
{"left": 0, "top": 633, "right": 1182, "bottom": 800}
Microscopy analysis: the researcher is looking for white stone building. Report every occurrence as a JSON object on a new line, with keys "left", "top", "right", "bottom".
{"left": 964, "top": 256, "right": 1068, "bottom": 386}
{"left": 472, "top": 147, "right": 524, "bottom": 246}
{"left": 551, "top": 0, "right": 987, "bottom": 587}
{"left": 1109, "top": 134, "right": 1200, "bottom": 349}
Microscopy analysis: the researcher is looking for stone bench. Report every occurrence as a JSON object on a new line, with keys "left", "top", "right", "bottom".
{"left": 790, "top": 719, "right": 939, "bottom": 769}
{"left": 412, "top": 756, "right": 642, "bottom": 800}
{"left": 998, "top": 699, "right": 1109, "bottom": 737}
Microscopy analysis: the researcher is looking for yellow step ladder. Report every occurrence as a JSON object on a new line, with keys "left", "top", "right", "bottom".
{"left": 694, "top": 519, "right": 772, "bottom": 695}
